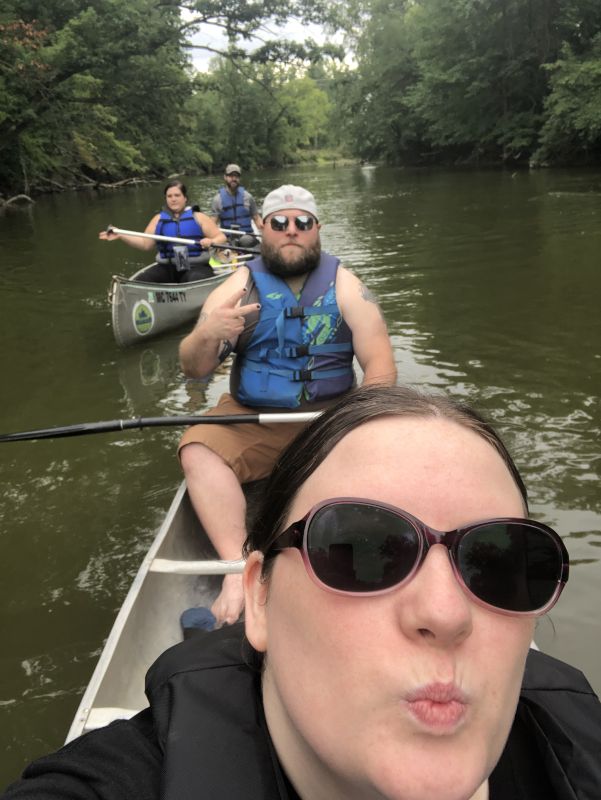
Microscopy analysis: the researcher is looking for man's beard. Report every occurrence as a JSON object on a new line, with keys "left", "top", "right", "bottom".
{"left": 261, "top": 240, "right": 321, "bottom": 278}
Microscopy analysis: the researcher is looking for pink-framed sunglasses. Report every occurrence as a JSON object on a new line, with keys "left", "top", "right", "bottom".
{"left": 265, "top": 497, "right": 569, "bottom": 616}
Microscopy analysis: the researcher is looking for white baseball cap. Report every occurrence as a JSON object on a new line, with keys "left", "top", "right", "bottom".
{"left": 224, "top": 164, "right": 241, "bottom": 175}
{"left": 261, "top": 185, "right": 319, "bottom": 221}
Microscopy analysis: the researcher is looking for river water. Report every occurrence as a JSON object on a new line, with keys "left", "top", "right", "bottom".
{"left": 1, "top": 164, "right": 600, "bottom": 784}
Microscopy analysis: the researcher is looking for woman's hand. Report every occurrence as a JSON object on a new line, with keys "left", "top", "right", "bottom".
{"left": 98, "top": 228, "right": 120, "bottom": 241}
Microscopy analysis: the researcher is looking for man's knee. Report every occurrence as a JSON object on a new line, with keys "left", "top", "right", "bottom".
{"left": 180, "top": 442, "right": 223, "bottom": 478}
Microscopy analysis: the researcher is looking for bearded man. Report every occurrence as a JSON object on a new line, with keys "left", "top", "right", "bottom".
{"left": 211, "top": 163, "right": 262, "bottom": 235}
{"left": 178, "top": 185, "right": 397, "bottom": 625}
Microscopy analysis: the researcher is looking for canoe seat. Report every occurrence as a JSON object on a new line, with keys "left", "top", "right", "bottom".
{"left": 149, "top": 558, "right": 245, "bottom": 575}
{"left": 84, "top": 707, "right": 141, "bottom": 730}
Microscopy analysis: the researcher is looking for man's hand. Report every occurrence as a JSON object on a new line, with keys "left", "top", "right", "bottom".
{"left": 200, "top": 287, "right": 260, "bottom": 342}
{"left": 211, "top": 574, "right": 245, "bottom": 627}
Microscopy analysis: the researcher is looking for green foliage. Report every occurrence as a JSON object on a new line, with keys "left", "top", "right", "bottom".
{"left": 0, "top": 0, "right": 344, "bottom": 195}
{"left": 8, "top": 0, "right": 601, "bottom": 192}
{"left": 331, "top": 0, "right": 421, "bottom": 162}
{"left": 534, "top": 35, "right": 601, "bottom": 163}
{"left": 0, "top": 0, "right": 190, "bottom": 192}
{"left": 339, "top": 0, "right": 601, "bottom": 166}
{"left": 197, "top": 57, "right": 334, "bottom": 168}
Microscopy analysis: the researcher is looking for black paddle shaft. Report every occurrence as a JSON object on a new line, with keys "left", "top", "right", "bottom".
{"left": 0, "top": 415, "right": 263, "bottom": 443}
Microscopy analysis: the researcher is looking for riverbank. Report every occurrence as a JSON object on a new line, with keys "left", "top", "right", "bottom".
{"left": 0, "top": 150, "right": 360, "bottom": 202}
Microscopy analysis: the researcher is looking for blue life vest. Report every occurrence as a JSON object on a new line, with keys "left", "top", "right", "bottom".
{"left": 218, "top": 187, "right": 253, "bottom": 233}
{"left": 155, "top": 208, "right": 204, "bottom": 264}
{"left": 233, "top": 253, "right": 354, "bottom": 409}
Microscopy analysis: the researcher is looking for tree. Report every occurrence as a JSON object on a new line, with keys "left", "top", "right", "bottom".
{"left": 190, "top": 56, "right": 334, "bottom": 168}
{"left": 331, "top": 0, "right": 421, "bottom": 163}
{"left": 337, "top": 0, "right": 601, "bottom": 166}
{"left": 0, "top": 0, "right": 346, "bottom": 195}
{"left": 534, "top": 35, "right": 601, "bottom": 164}
{"left": 0, "top": 0, "right": 192, "bottom": 192}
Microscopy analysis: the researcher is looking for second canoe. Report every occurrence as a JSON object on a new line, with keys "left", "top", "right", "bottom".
{"left": 109, "top": 262, "right": 235, "bottom": 347}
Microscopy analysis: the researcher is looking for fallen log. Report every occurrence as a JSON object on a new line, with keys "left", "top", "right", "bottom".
{"left": 0, "top": 194, "right": 34, "bottom": 208}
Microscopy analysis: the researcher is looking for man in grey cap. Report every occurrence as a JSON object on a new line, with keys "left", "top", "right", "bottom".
{"left": 179, "top": 185, "right": 396, "bottom": 626}
{"left": 211, "top": 164, "right": 262, "bottom": 235}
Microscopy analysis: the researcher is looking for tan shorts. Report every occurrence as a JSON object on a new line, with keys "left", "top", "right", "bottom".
{"left": 178, "top": 393, "right": 309, "bottom": 484}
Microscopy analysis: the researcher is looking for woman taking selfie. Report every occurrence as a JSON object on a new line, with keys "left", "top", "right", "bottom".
{"left": 4, "top": 385, "right": 600, "bottom": 799}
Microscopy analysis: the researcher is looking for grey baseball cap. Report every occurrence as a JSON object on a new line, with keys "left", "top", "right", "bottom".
{"left": 224, "top": 164, "right": 241, "bottom": 175}
{"left": 261, "top": 185, "right": 319, "bottom": 221}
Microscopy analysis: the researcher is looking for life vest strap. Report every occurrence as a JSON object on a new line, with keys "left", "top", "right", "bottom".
{"left": 246, "top": 342, "right": 353, "bottom": 360}
{"left": 281, "top": 304, "right": 339, "bottom": 320}
{"left": 243, "top": 361, "right": 351, "bottom": 383}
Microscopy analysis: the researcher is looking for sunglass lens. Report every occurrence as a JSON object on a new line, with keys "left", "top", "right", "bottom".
{"left": 269, "top": 215, "right": 314, "bottom": 231}
{"left": 295, "top": 215, "right": 314, "bottom": 231}
{"left": 306, "top": 503, "right": 419, "bottom": 592}
{"left": 457, "top": 523, "right": 563, "bottom": 612}
{"left": 270, "top": 215, "right": 289, "bottom": 231}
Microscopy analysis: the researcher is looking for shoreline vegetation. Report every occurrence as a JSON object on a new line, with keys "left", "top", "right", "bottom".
{"left": 0, "top": 153, "right": 361, "bottom": 205}
{"left": 4, "top": 1, "right": 601, "bottom": 200}
{"left": 4, "top": 152, "right": 596, "bottom": 209}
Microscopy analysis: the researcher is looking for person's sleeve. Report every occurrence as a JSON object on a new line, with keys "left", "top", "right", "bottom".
{"left": 519, "top": 650, "right": 601, "bottom": 798}
{"left": 247, "top": 194, "right": 258, "bottom": 217}
{"left": 211, "top": 192, "right": 221, "bottom": 217}
{"left": 2, "top": 711, "right": 161, "bottom": 800}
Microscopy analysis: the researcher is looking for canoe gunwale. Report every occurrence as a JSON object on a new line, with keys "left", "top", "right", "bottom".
{"left": 66, "top": 479, "right": 267, "bottom": 743}
{"left": 110, "top": 268, "right": 235, "bottom": 292}
{"left": 65, "top": 482, "right": 193, "bottom": 743}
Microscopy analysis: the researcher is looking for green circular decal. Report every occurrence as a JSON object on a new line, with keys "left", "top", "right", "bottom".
{"left": 132, "top": 300, "right": 154, "bottom": 336}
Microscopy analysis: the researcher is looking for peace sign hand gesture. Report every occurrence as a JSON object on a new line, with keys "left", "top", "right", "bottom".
{"left": 202, "top": 287, "right": 260, "bottom": 342}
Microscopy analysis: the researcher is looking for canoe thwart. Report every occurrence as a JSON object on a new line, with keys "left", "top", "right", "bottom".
{"left": 149, "top": 558, "right": 246, "bottom": 575}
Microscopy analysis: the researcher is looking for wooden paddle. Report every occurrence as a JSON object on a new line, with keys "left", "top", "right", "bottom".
{"left": 0, "top": 412, "right": 321, "bottom": 443}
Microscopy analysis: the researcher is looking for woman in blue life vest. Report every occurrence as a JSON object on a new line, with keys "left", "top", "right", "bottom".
{"left": 99, "top": 180, "right": 227, "bottom": 283}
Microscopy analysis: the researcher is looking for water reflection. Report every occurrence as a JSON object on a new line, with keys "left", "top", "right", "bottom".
{"left": 114, "top": 333, "right": 232, "bottom": 419}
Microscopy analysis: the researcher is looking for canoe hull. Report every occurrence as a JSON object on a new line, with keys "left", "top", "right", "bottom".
{"left": 66, "top": 480, "right": 264, "bottom": 743}
{"left": 109, "top": 264, "right": 234, "bottom": 347}
{"left": 66, "top": 483, "right": 218, "bottom": 741}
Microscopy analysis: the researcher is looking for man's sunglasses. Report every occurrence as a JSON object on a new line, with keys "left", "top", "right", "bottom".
{"left": 269, "top": 214, "right": 315, "bottom": 232}
{"left": 265, "top": 498, "right": 569, "bottom": 616}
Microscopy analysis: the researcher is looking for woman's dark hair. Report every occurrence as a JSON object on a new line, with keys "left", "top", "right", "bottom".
{"left": 244, "top": 385, "right": 528, "bottom": 573}
{"left": 163, "top": 179, "right": 187, "bottom": 198}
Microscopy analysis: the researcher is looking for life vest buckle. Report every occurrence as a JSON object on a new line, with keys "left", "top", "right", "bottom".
{"left": 284, "top": 306, "right": 305, "bottom": 319}
{"left": 284, "top": 344, "right": 309, "bottom": 357}
{"left": 293, "top": 369, "right": 313, "bottom": 382}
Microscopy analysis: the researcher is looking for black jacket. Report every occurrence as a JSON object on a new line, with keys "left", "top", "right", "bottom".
{"left": 4, "top": 625, "right": 601, "bottom": 799}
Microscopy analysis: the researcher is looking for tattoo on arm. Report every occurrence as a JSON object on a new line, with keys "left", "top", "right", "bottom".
{"left": 359, "top": 282, "right": 386, "bottom": 322}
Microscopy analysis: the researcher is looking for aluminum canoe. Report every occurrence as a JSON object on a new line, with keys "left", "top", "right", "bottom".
{"left": 109, "top": 263, "right": 235, "bottom": 347}
{"left": 66, "top": 481, "right": 258, "bottom": 742}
